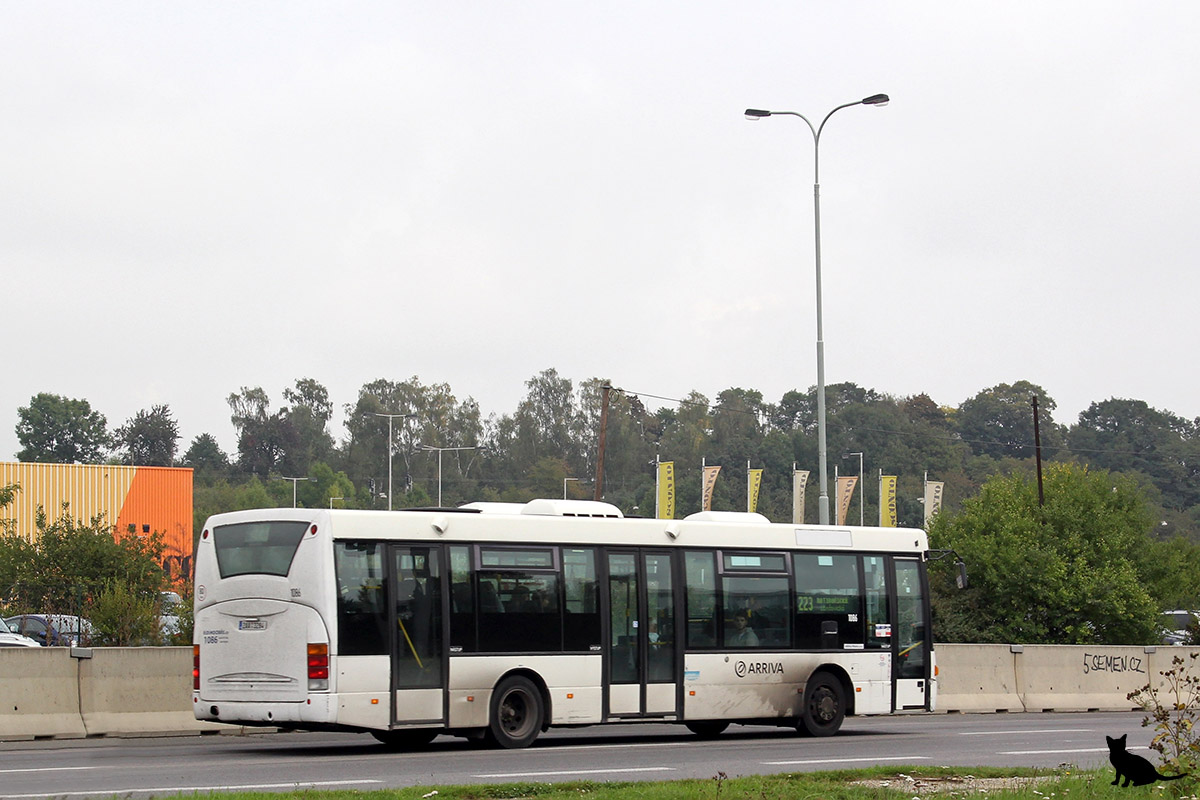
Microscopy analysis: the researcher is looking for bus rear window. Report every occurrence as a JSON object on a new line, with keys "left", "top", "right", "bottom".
{"left": 213, "top": 521, "right": 309, "bottom": 578}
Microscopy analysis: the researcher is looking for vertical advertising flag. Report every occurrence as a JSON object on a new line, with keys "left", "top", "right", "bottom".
{"left": 880, "top": 475, "right": 898, "bottom": 527}
{"left": 923, "top": 480, "right": 945, "bottom": 525}
{"left": 792, "top": 469, "right": 809, "bottom": 524}
{"left": 702, "top": 465, "right": 721, "bottom": 511}
{"left": 657, "top": 461, "right": 675, "bottom": 519}
{"left": 836, "top": 476, "right": 857, "bottom": 526}
{"left": 747, "top": 469, "right": 763, "bottom": 513}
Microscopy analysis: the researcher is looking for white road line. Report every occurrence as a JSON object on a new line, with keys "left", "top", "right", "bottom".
{"left": 999, "top": 747, "right": 1147, "bottom": 755}
{"left": 1, "top": 780, "right": 382, "bottom": 799}
{"left": 763, "top": 756, "right": 932, "bottom": 766}
{"left": 960, "top": 729, "right": 1094, "bottom": 736}
{"left": 0, "top": 767, "right": 96, "bottom": 774}
{"left": 475, "top": 767, "right": 675, "bottom": 778}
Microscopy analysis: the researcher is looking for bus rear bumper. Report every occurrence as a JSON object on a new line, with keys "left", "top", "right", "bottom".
{"left": 193, "top": 693, "right": 335, "bottom": 726}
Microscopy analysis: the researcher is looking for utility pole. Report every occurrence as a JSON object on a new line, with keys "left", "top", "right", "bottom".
{"left": 1031, "top": 395, "right": 1045, "bottom": 507}
{"left": 593, "top": 384, "right": 611, "bottom": 501}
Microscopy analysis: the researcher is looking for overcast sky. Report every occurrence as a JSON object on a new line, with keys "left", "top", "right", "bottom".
{"left": 3, "top": 3, "right": 1198, "bottom": 461}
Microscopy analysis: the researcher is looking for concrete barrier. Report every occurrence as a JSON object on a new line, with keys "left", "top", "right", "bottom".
{"left": 0, "top": 647, "right": 87, "bottom": 739}
{"left": 78, "top": 646, "right": 215, "bottom": 736}
{"left": 1015, "top": 645, "right": 1148, "bottom": 712}
{"left": 935, "top": 643, "right": 1024, "bottom": 712}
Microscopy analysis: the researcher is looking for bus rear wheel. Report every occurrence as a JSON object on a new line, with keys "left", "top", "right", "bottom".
{"left": 685, "top": 721, "right": 729, "bottom": 738}
{"left": 371, "top": 729, "right": 438, "bottom": 749}
{"left": 486, "top": 675, "right": 543, "bottom": 749}
{"left": 798, "top": 671, "right": 845, "bottom": 737}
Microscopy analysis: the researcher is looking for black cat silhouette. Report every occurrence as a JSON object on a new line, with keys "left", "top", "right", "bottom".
{"left": 1107, "top": 734, "right": 1189, "bottom": 787}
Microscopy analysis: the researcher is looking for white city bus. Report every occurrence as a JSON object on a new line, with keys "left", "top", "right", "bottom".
{"left": 193, "top": 499, "right": 937, "bottom": 748}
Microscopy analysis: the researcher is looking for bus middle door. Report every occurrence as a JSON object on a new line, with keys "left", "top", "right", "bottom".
{"left": 390, "top": 544, "right": 447, "bottom": 726}
{"left": 606, "top": 550, "right": 678, "bottom": 719}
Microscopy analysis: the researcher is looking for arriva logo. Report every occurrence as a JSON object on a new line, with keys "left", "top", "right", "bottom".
{"left": 734, "top": 661, "right": 784, "bottom": 677}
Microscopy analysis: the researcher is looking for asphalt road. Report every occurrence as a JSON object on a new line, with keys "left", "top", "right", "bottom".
{"left": 0, "top": 711, "right": 1152, "bottom": 799}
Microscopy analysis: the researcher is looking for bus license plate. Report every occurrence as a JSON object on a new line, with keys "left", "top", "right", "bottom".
{"left": 238, "top": 619, "right": 267, "bottom": 631}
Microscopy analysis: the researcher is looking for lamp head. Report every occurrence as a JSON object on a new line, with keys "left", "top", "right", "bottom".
{"left": 862, "top": 94, "right": 890, "bottom": 106}
{"left": 744, "top": 108, "right": 771, "bottom": 119}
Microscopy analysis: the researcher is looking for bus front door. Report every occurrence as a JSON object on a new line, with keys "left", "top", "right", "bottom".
{"left": 891, "top": 557, "right": 930, "bottom": 710}
{"left": 606, "top": 550, "right": 678, "bottom": 719}
{"left": 390, "top": 544, "right": 446, "bottom": 726}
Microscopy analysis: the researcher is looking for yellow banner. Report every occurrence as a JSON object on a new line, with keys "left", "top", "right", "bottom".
{"left": 836, "top": 476, "right": 857, "bottom": 526}
{"left": 702, "top": 465, "right": 721, "bottom": 511}
{"left": 792, "top": 469, "right": 809, "bottom": 524}
{"left": 880, "top": 475, "right": 898, "bottom": 527}
{"left": 657, "top": 462, "right": 675, "bottom": 519}
{"left": 747, "top": 469, "right": 763, "bottom": 513}
{"left": 924, "top": 480, "right": 944, "bottom": 526}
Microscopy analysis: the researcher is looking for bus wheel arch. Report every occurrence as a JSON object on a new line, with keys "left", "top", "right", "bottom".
{"left": 797, "top": 667, "right": 851, "bottom": 737}
{"left": 485, "top": 670, "right": 549, "bottom": 748}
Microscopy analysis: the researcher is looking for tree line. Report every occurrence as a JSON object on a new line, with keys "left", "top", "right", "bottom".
{"left": 6, "top": 370, "right": 1200, "bottom": 644}
{"left": 11, "top": 372, "right": 1198, "bottom": 540}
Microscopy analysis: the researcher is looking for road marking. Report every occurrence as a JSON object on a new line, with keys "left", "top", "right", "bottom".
{"left": 475, "top": 767, "right": 675, "bottom": 778}
{"left": 960, "top": 729, "right": 1094, "bottom": 736}
{"left": 763, "top": 756, "right": 932, "bottom": 766}
{"left": 2, "top": 780, "right": 382, "bottom": 799}
{"left": 0, "top": 768, "right": 96, "bottom": 774}
{"left": 999, "top": 747, "right": 1147, "bottom": 755}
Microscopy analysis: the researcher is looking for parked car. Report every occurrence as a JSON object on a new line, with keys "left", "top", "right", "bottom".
{"left": 1162, "top": 610, "right": 1199, "bottom": 645}
{"left": 159, "top": 591, "right": 182, "bottom": 638}
{"left": 3, "top": 614, "right": 96, "bottom": 647}
{"left": 0, "top": 617, "right": 40, "bottom": 648}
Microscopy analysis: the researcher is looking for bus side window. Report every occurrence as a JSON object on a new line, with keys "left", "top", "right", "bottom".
{"left": 794, "top": 553, "right": 863, "bottom": 649}
{"left": 863, "top": 555, "right": 890, "bottom": 650}
{"left": 334, "top": 541, "right": 387, "bottom": 656}
{"left": 685, "top": 551, "right": 717, "bottom": 648}
{"left": 449, "top": 545, "right": 475, "bottom": 652}
{"left": 563, "top": 548, "right": 600, "bottom": 652}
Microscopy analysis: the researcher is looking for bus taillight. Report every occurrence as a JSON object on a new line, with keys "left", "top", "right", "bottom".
{"left": 193, "top": 644, "right": 200, "bottom": 690}
{"left": 307, "top": 643, "right": 329, "bottom": 691}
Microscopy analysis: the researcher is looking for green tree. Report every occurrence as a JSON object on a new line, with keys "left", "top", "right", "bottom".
{"left": 114, "top": 404, "right": 179, "bottom": 466}
{"left": 181, "top": 433, "right": 230, "bottom": 478}
{"left": 1069, "top": 398, "right": 1199, "bottom": 512}
{"left": 15, "top": 393, "right": 110, "bottom": 463}
{"left": 956, "top": 381, "right": 1065, "bottom": 460}
{"left": 929, "top": 462, "right": 1163, "bottom": 644}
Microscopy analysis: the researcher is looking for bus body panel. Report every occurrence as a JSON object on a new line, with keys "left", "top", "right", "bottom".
{"left": 448, "top": 654, "right": 604, "bottom": 726}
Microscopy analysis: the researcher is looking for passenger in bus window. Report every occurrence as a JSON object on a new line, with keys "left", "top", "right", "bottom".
{"left": 728, "top": 610, "right": 759, "bottom": 647}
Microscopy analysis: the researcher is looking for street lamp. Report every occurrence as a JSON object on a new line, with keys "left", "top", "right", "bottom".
{"left": 563, "top": 477, "right": 579, "bottom": 499}
{"left": 329, "top": 496, "right": 344, "bottom": 509}
{"left": 744, "top": 93, "right": 889, "bottom": 525}
{"left": 842, "top": 452, "right": 864, "bottom": 526}
{"left": 415, "top": 444, "right": 478, "bottom": 507}
{"left": 374, "top": 412, "right": 414, "bottom": 511}
{"left": 277, "top": 476, "right": 314, "bottom": 508}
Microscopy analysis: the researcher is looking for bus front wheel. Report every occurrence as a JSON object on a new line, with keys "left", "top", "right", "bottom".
{"left": 487, "top": 675, "right": 544, "bottom": 749}
{"left": 798, "top": 671, "right": 845, "bottom": 737}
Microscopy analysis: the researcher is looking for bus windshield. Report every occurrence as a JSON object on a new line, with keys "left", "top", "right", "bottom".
{"left": 213, "top": 521, "right": 309, "bottom": 578}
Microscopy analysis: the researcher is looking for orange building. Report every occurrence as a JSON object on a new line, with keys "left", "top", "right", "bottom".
{"left": 0, "top": 462, "right": 194, "bottom": 583}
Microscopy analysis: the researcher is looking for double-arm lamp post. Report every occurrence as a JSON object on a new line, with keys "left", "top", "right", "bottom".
{"left": 744, "top": 94, "right": 889, "bottom": 525}
{"left": 415, "top": 444, "right": 478, "bottom": 507}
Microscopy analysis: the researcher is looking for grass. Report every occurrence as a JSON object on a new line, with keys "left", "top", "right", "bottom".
{"left": 114, "top": 766, "right": 1200, "bottom": 800}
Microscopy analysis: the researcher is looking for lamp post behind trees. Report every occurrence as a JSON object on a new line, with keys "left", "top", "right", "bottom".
{"left": 416, "top": 444, "right": 477, "bottom": 507}
{"left": 374, "top": 413, "right": 414, "bottom": 511}
{"left": 744, "top": 94, "right": 889, "bottom": 525}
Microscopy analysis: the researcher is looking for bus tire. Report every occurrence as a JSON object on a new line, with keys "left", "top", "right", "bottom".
{"left": 371, "top": 729, "right": 438, "bottom": 749}
{"left": 486, "top": 675, "right": 543, "bottom": 749}
{"left": 798, "top": 671, "right": 845, "bottom": 737}
{"left": 685, "top": 721, "right": 729, "bottom": 739}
